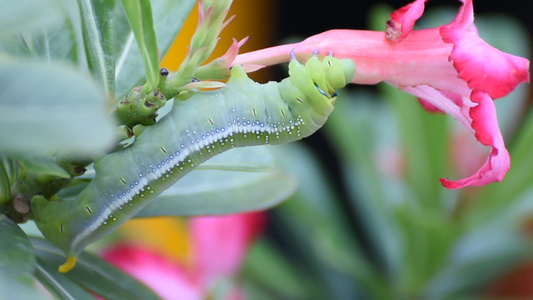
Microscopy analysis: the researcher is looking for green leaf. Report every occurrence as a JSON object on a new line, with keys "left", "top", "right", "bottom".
{"left": 136, "top": 146, "right": 297, "bottom": 217}
{"left": 18, "top": 157, "right": 71, "bottom": 180}
{"left": 0, "top": 0, "right": 63, "bottom": 36}
{"left": 77, "top": 0, "right": 117, "bottom": 93}
{"left": 0, "top": 1, "right": 78, "bottom": 61}
{"left": 0, "top": 216, "right": 46, "bottom": 299}
{"left": 115, "top": 0, "right": 196, "bottom": 99}
{"left": 324, "top": 91, "right": 403, "bottom": 278}
{"left": 0, "top": 59, "right": 116, "bottom": 156}
{"left": 270, "top": 143, "right": 388, "bottom": 299}
{"left": 243, "top": 239, "right": 316, "bottom": 300}
{"left": 394, "top": 207, "right": 458, "bottom": 295}
{"left": 0, "top": 162, "right": 10, "bottom": 205}
{"left": 381, "top": 83, "right": 449, "bottom": 209}
{"left": 23, "top": 17, "right": 79, "bottom": 63}
{"left": 34, "top": 257, "right": 97, "bottom": 300}
{"left": 31, "top": 238, "right": 162, "bottom": 300}
{"left": 0, "top": 270, "right": 50, "bottom": 300}
{"left": 423, "top": 225, "right": 530, "bottom": 300}
{"left": 118, "top": 0, "right": 159, "bottom": 93}
{"left": 0, "top": 214, "right": 35, "bottom": 274}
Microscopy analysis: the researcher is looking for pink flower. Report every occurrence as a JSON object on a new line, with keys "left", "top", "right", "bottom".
{"left": 101, "top": 245, "right": 203, "bottom": 300}
{"left": 100, "top": 212, "right": 265, "bottom": 300}
{"left": 190, "top": 212, "right": 265, "bottom": 283}
{"left": 233, "top": 0, "right": 530, "bottom": 189}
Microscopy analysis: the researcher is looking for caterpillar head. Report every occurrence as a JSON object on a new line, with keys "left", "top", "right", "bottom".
{"left": 321, "top": 56, "right": 355, "bottom": 92}
{"left": 287, "top": 52, "right": 355, "bottom": 114}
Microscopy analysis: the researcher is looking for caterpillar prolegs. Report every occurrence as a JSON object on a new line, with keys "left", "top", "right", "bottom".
{"left": 30, "top": 54, "right": 355, "bottom": 272}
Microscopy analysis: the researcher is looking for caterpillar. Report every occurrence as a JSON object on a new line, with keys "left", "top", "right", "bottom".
{"left": 30, "top": 53, "right": 355, "bottom": 272}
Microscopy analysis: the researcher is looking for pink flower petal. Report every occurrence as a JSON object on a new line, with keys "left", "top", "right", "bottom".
{"left": 191, "top": 212, "right": 265, "bottom": 283}
{"left": 440, "top": 25, "right": 530, "bottom": 99}
{"left": 417, "top": 90, "right": 465, "bottom": 114}
{"left": 440, "top": 90, "right": 510, "bottom": 188}
{"left": 387, "top": 0, "right": 427, "bottom": 42}
{"left": 102, "top": 244, "right": 202, "bottom": 300}
{"left": 450, "top": 0, "right": 476, "bottom": 32}
{"left": 216, "top": 37, "right": 249, "bottom": 67}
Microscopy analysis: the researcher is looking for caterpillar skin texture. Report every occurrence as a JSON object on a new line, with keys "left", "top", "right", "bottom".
{"left": 31, "top": 55, "right": 355, "bottom": 272}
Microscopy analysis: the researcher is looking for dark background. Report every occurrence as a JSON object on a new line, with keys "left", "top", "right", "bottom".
{"left": 277, "top": 0, "right": 532, "bottom": 39}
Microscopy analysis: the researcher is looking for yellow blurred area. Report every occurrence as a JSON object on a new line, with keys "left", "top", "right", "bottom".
{"left": 118, "top": 0, "right": 276, "bottom": 266}
{"left": 118, "top": 217, "right": 192, "bottom": 267}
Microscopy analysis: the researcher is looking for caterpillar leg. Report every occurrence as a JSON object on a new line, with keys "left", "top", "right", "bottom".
{"left": 58, "top": 257, "right": 78, "bottom": 273}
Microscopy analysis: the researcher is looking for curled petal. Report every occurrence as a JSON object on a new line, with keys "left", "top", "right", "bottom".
{"left": 219, "top": 37, "right": 249, "bottom": 65}
{"left": 195, "top": 37, "right": 250, "bottom": 80}
{"left": 441, "top": 25, "right": 530, "bottom": 99}
{"left": 387, "top": 0, "right": 427, "bottom": 42}
{"left": 451, "top": 0, "right": 477, "bottom": 32}
{"left": 440, "top": 90, "right": 510, "bottom": 189}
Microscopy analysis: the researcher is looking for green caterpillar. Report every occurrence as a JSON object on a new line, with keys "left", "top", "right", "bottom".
{"left": 31, "top": 53, "right": 355, "bottom": 272}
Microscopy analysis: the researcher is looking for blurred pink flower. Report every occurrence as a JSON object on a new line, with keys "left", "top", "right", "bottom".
{"left": 100, "top": 212, "right": 266, "bottom": 300}
{"left": 233, "top": 0, "right": 530, "bottom": 189}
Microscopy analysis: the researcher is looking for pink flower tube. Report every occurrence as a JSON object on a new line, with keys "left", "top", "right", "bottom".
{"left": 233, "top": 0, "right": 530, "bottom": 189}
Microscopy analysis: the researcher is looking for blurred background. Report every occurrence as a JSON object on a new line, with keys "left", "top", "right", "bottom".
{"left": 106, "top": 0, "right": 533, "bottom": 299}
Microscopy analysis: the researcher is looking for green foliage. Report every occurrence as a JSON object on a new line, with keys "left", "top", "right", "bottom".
{"left": 1, "top": 1, "right": 532, "bottom": 299}
{"left": 0, "top": 0, "right": 298, "bottom": 298}
{"left": 0, "top": 59, "right": 116, "bottom": 156}
{"left": 136, "top": 147, "right": 298, "bottom": 217}
{"left": 118, "top": 0, "right": 159, "bottom": 93}
{"left": 32, "top": 238, "right": 163, "bottom": 300}
{"left": 114, "top": 0, "right": 196, "bottom": 99}
{"left": 77, "top": 0, "right": 117, "bottom": 93}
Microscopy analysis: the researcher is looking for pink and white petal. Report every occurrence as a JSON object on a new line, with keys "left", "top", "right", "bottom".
{"left": 440, "top": 25, "right": 530, "bottom": 99}
{"left": 402, "top": 85, "right": 472, "bottom": 129}
{"left": 387, "top": 0, "right": 427, "bottom": 42}
{"left": 101, "top": 244, "right": 202, "bottom": 300}
{"left": 416, "top": 89, "right": 465, "bottom": 114}
{"left": 440, "top": 90, "right": 510, "bottom": 189}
